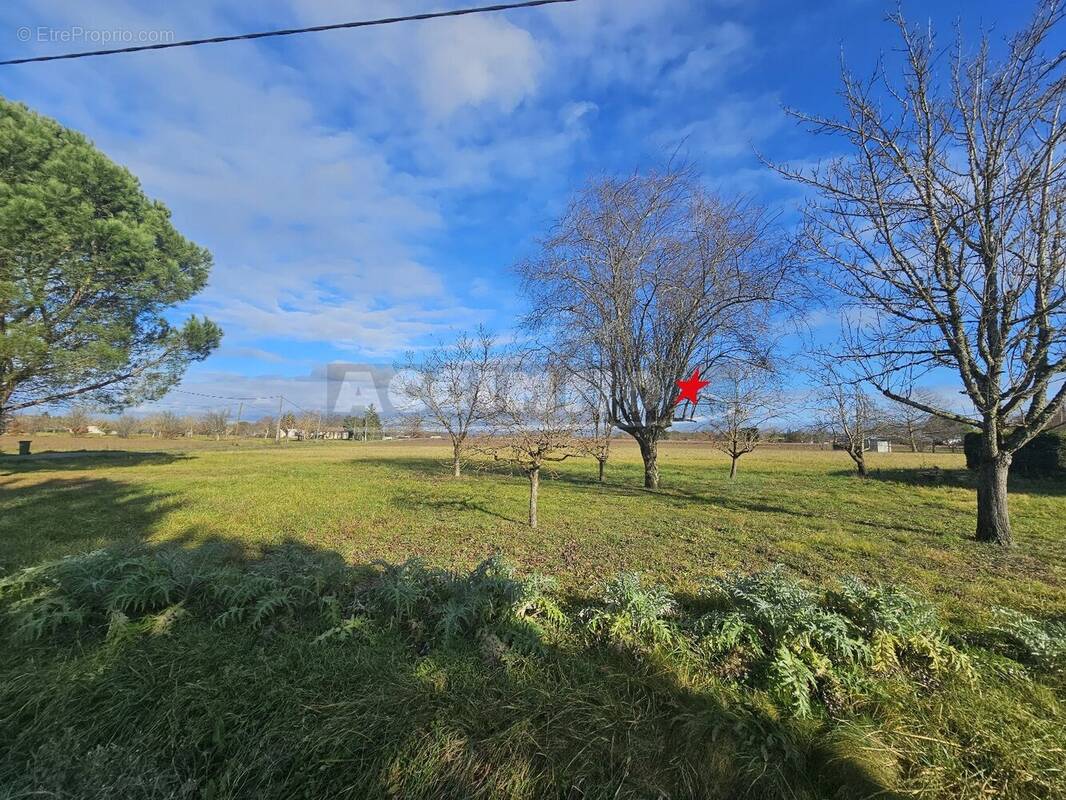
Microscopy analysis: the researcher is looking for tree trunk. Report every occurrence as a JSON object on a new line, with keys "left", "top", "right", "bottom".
{"left": 850, "top": 448, "right": 867, "bottom": 477}
{"left": 452, "top": 443, "right": 462, "bottom": 478}
{"left": 636, "top": 435, "right": 660, "bottom": 489}
{"left": 729, "top": 456, "right": 738, "bottom": 479}
{"left": 976, "top": 453, "right": 1013, "bottom": 546}
{"left": 528, "top": 468, "right": 539, "bottom": 528}
{"left": 597, "top": 458, "right": 605, "bottom": 483}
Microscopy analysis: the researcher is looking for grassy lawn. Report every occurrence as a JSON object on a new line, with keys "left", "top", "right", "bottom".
{"left": 2, "top": 436, "right": 1063, "bottom": 624}
{"left": 1, "top": 436, "right": 1064, "bottom": 799}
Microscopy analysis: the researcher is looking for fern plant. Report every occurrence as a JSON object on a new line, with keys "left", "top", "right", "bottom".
{"left": 693, "top": 567, "right": 976, "bottom": 717}
{"left": 987, "top": 606, "right": 1066, "bottom": 670}
{"left": 356, "top": 556, "right": 564, "bottom": 653}
{"left": 828, "top": 577, "right": 974, "bottom": 680}
{"left": 694, "top": 567, "right": 870, "bottom": 715}
{"left": 582, "top": 572, "right": 677, "bottom": 649}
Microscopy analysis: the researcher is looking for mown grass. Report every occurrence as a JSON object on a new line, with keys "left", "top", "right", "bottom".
{"left": 1, "top": 436, "right": 1064, "bottom": 799}
{"left": 2, "top": 436, "right": 1063, "bottom": 624}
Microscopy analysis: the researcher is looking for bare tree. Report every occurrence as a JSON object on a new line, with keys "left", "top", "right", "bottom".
{"left": 519, "top": 166, "right": 794, "bottom": 489}
{"left": 811, "top": 366, "right": 878, "bottom": 477}
{"left": 924, "top": 415, "right": 971, "bottom": 453}
{"left": 704, "top": 364, "right": 782, "bottom": 479}
{"left": 65, "top": 405, "right": 90, "bottom": 436}
{"left": 586, "top": 397, "right": 613, "bottom": 483}
{"left": 202, "top": 409, "right": 230, "bottom": 441}
{"left": 566, "top": 366, "right": 613, "bottom": 482}
{"left": 398, "top": 328, "right": 504, "bottom": 477}
{"left": 888, "top": 404, "right": 930, "bottom": 454}
{"left": 113, "top": 415, "right": 139, "bottom": 438}
{"left": 257, "top": 415, "right": 276, "bottom": 439}
{"left": 774, "top": 2, "right": 1066, "bottom": 544}
{"left": 882, "top": 378, "right": 945, "bottom": 453}
{"left": 8, "top": 413, "right": 40, "bottom": 435}
{"left": 298, "top": 411, "right": 321, "bottom": 441}
{"left": 477, "top": 366, "right": 585, "bottom": 528}
{"left": 399, "top": 412, "right": 425, "bottom": 439}
{"left": 156, "top": 411, "right": 185, "bottom": 439}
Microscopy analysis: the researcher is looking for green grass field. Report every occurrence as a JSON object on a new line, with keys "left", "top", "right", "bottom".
{"left": 1, "top": 436, "right": 1064, "bottom": 799}
{"left": 3, "top": 436, "right": 1063, "bottom": 622}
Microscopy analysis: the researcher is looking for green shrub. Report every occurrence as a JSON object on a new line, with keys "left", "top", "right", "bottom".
{"left": 987, "top": 607, "right": 1066, "bottom": 671}
{"left": 965, "top": 429, "right": 1066, "bottom": 476}
{"left": 693, "top": 568, "right": 973, "bottom": 717}
{"left": 333, "top": 555, "right": 565, "bottom": 654}
{"left": 581, "top": 572, "right": 678, "bottom": 649}
{"left": 0, "top": 547, "right": 344, "bottom": 641}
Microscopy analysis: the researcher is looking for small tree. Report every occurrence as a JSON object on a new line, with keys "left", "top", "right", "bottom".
{"left": 812, "top": 368, "right": 877, "bottom": 477}
{"left": 398, "top": 328, "right": 504, "bottom": 477}
{"left": 342, "top": 414, "right": 362, "bottom": 440}
{"left": 8, "top": 414, "right": 39, "bottom": 435}
{"left": 479, "top": 367, "right": 585, "bottom": 528}
{"left": 705, "top": 364, "right": 782, "bottom": 479}
{"left": 400, "top": 413, "right": 425, "bottom": 439}
{"left": 65, "top": 405, "right": 90, "bottom": 436}
{"left": 884, "top": 384, "right": 938, "bottom": 453}
{"left": 257, "top": 416, "right": 276, "bottom": 439}
{"left": 297, "top": 412, "right": 320, "bottom": 441}
{"left": 364, "top": 404, "right": 383, "bottom": 440}
{"left": 156, "top": 411, "right": 185, "bottom": 439}
{"left": 586, "top": 401, "right": 613, "bottom": 483}
{"left": 279, "top": 412, "right": 297, "bottom": 440}
{"left": 113, "top": 415, "right": 139, "bottom": 438}
{"left": 568, "top": 367, "right": 613, "bottom": 482}
{"left": 202, "top": 409, "right": 230, "bottom": 441}
{"left": 925, "top": 416, "right": 972, "bottom": 453}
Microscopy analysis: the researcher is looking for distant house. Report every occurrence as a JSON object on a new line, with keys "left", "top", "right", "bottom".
{"left": 319, "top": 427, "right": 351, "bottom": 440}
{"left": 865, "top": 438, "right": 892, "bottom": 453}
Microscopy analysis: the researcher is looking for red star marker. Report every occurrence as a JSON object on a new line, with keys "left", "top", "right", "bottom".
{"left": 675, "top": 368, "right": 710, "bottom": 406}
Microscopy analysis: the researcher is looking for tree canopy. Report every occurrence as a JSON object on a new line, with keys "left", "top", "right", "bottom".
{"left": 0, "top": 98, "right": 221, "bottom": 422}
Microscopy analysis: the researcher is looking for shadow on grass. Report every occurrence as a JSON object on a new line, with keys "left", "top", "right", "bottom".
{"left": 0, "top": 535, "right": 904, "bottom": 800}
{"left": 356, "top": 455, "right": 953, "bottom": 540}
{"left": 390, "top": 492, "right": 522, "bottom": 524}
{"left": 0, "top": 450, "right": 190, "bottom": 474}
{"left": 834, "top": 465, "right": 1066, "bottom": 497}
{"left": 0, "top": 474, "right": 186, "bottom": 572}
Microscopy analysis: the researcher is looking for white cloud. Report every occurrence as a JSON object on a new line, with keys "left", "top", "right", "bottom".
{"left": 415, "top": 14, "right": 542, "bottom": 119}
{"left": 669, "top": 22, "right": 753, "bottom": 86}
{"left": 1, "top": 0, "right": 784, "bottom": 370}
{"left": 665, "top": 94, "right": 785, "bottom": 159}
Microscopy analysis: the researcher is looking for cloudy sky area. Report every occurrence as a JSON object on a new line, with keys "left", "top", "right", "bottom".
{"left": 0, "top": 0, "right": 1024, "bottom": 418}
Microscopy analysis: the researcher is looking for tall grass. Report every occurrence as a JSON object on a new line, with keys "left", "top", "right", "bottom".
{"left": 1, "top": 545, "right": 1063, "bottom": 799}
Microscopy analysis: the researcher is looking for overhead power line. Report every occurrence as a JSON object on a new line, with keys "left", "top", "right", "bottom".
{"left": 1, "top": 0, "right": 578, "bottom": 66}
{"left": 170, "top": 388, "right": 323, "bottom": 414}
{"left": 171, "top": 388, "right": 278, "bottom": 402}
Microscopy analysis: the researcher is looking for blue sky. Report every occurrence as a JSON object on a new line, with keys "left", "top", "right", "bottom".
{"left": 0, "top": 0, "right": 1037, "bottom": 418}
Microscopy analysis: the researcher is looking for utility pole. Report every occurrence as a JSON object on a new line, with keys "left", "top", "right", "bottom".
{"left": 363, "top": 414, "right": 367, "bottom": 442}
{"left": 315, "top": 411, "right": 322, "bottom": 442}
{"left": 233, "top": 401, "right": 243, "bottom": 443}
{"left": 275, "top": 396, "right": 283, "bottom": 444}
